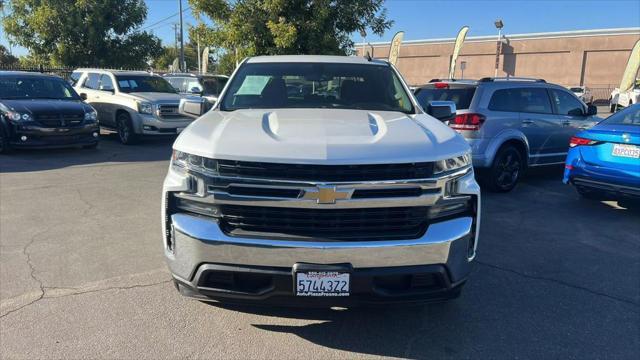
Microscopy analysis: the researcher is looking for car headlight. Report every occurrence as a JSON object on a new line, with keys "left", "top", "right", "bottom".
{"left": 6, "top": 111, "right": 31, "bottom": 122}
{"left": 84, "top": 110, "right": 98, "bottom": 121}
{"left": 434, "top": 153, "right": 472, "bottom": 174}
{"left": 171, "top": 150, "right": 219, "bottom": 175}
{"left": 137, "top": 102, "right": 154, "bottom": 115}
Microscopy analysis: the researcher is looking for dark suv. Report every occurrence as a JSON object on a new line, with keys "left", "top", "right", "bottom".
{"left": 0, "top": 71, "right": 99, "bottom": 153}
{"left": 163, "top": 73, "right": 228, "bottom": 104}
{"left": 414, "top": 78, "right": 601, "bottom": 191}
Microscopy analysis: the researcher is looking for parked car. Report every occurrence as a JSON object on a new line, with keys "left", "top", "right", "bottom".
{"left": 414, "top": 77, "right": 601, "bottom": 192}
{"left": 163, "top": 55, "right": 480, "bottom": 306}
{"left": 0, "top": 71, "right": 99, "bottom": 153}
{"left": 569, "top": 86, "right": 593, "bottom": 105}
{"left": 609, "top": 79, "right": 640, "bottom": 112}
{"left": 163, "top": 73, "right": 229, "bottom": 105}
{"left": 564, "top": 103, "right": 640, "bottom": 200}
{"left": 70, "top": 69, "right": 195, "bottom": 144}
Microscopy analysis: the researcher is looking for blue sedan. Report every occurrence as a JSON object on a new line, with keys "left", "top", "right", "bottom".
{"left": 564, "top": 104, "right": 640, "bottom": 200}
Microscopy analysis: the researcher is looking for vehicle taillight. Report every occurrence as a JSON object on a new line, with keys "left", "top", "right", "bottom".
{"left": 434, "top": 82, "right": 449, "bottom": 89}
{"left": 569, "top": 136, "right": 598, "bottom": 147}
{"left": 451, "top": 113, "right": 485, "bottom": 131}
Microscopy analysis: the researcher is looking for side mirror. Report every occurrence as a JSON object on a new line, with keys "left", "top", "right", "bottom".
{"left": 179, "top": 98, "right": 210, "bottom": 118}
{"left": 190, "top": 87, "right": 203, "bottom": 95}
{"left": 80, "top": 93, "right": 87, "bottom": 101}
{"left": 586, "top": 104, "right": 598, "bottom": 116}
{"left": 427, "top": 101, "right": 456, "bottom": 122}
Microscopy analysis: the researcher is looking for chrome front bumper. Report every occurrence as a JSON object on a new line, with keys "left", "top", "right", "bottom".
{"left": 162, "top": 166, "right": 481, "bottom": 289}
{"left": 167, "top": 214, "right": 475, "bottom": 284}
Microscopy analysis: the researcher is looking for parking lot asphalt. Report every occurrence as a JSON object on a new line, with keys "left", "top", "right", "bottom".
{"left": 1, "top": 126, "right": 638, "bottom": 359}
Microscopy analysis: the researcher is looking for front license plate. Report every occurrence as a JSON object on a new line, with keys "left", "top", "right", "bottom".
{"left": 296, "top": 271, "right": 350, "bottom": 296}
{"left": 612, "top": 144, "right": 640, "bottom": 159}
{"left": 176, "top": 127, "right": 185, "bottom": 134}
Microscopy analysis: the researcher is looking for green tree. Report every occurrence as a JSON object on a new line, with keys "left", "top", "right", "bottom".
{"left": 3, "top": 0, "right": 162, "bottom": 68}
{"left": 188, "top": 0, "right": 392, "bottom": 74}
{"left": 0, "top": 45, "right": 19, "bottom": 66}
{"left": 152, "top": 43, "right": 199, "bottom": 72}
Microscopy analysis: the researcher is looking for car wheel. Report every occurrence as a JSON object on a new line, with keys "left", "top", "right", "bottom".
{"left": 116, "top": 112, "right": 138, "bottom": 145}
{"left": 483, "top": 145, "right": 523, "bottom": 192}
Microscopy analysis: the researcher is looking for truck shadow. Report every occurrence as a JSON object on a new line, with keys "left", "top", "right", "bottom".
{"left": 0, "top": 132, "right": 175, "bottom": 173}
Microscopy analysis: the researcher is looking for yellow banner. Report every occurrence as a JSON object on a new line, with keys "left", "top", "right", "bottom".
{"left": 388, "top": 31, "right": 404, "bottom": 66}
{"left": 449, "top": 26, "right": 469, "bottom": 79}
{"left": 619, "top": 39, "right": 640, "bottom": 93}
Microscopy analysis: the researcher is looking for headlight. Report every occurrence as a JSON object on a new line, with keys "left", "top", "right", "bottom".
{"left": 6, "top": 111, "right": 31, "bottom": 122}
{"left": 434, "top": 153, "right": 472, "bottom": 174}
{"left": 84, "top": 110, "right": 98, "bottom": 121}
{"left": 137, "top": 102, "right": 154, "bottom": 115}
{"left": 171, "top": 150, "right": 219, "bottom": 175}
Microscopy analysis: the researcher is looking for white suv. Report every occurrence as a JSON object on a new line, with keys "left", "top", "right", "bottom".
{"left": 162, "top": 55, "right": 480, "bottom": 306}
{"left": 70, "top": 69, "right": 195, "bottom": 144}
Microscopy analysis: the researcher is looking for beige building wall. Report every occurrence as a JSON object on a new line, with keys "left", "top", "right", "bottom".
{"left": 361, "top": 28, "right": 640, "bottom": 99}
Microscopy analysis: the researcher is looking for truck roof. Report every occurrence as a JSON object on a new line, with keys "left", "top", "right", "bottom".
{"left": 246, "top": 55, "right": 389, "bottom": 66}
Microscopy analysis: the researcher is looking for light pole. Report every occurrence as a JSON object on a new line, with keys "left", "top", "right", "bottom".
{"left": 178, "top": 0, "right": 185, "bottom": 72}
{"left": 494, "top": 19, "right": 504, "bottom": 77}
{"left": 359, "top": 29, "right": 367, "bottom": 56}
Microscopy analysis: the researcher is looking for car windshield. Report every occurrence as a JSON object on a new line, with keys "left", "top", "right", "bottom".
{"left": 602, "top": 105, "right": 640, "bottom": 126}
{"left": 414, "top": 86, "right": 476, "bottom": 110}
{"left": 0, "top": 76, "right": 81, "bottom": 100}
{"left": 570, "top": 87, "right": 584, "bottom": 93}
{"left": 220, "top": 62, "right": 414, "bottom": 113}
{"left": 115, "top": 75, "right": 177, "bottom": 93}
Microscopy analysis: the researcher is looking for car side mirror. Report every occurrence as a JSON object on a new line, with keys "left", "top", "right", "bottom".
{"left": 190, "top": 87, "right": 203, "bottom": 95}
{"left": 179, "top": 98, "right": 210, "bottom": 118}
{"left": 80, "top": 93, "right": 87, "bottom": 101}
{"left": 427, "top": 101, "right": 456, "bottom": 122}
{"left": 586, "top": 104, "right": 597, "bottom": 116}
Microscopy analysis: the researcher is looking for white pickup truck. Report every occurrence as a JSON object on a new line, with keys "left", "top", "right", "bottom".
{"left": 610, "top": 79, "right": 640, "bottom": 112}
{"left": 162, "top": 55, "right": 480, "bottom": 306}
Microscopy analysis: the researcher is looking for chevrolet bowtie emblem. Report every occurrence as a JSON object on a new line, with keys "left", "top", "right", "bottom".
{"left": 304, "top": 185, "right": 352, "bottom": 204}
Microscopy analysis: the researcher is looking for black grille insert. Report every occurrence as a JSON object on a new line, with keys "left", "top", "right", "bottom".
{"left": 34, "top": 113, "right": 84, "bottom": 127}
{"left": 219, "top": 205, "right": 430, "bottom": 241}
{"left": 216, "top": 160, "right": 434, "bottom": 181}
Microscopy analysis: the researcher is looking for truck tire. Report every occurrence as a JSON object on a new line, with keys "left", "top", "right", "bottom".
{"left": 116, "top": 112, "right": 139, "bottom": 145}
{"left": 482, "top": 145, "right": 523, "bottom": 193}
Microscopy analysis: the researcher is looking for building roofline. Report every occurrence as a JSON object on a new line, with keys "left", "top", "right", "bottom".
{"left": 368, "top": 27, "right": 640, "bottom": 47}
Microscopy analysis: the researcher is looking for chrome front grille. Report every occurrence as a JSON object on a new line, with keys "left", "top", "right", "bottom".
{"left": 169, "top": 165, "right": 473, "bottom": 241}
{"left": 157, "top": 104, "right": 182, "bottom": 119}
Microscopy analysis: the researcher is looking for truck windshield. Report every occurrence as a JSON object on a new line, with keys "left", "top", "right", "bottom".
{"left": 0, "top": 76, "right": 81, "bottom": 100}
{"left": 220, "top": 62, "right": 414, "bottom": 113}
{"left": 115, "top": 75, "right": 177, "bottom": 94}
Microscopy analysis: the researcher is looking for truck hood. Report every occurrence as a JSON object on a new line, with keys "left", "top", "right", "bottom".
{"left": 120, "top": 92, "right": 185, "bottom": 103}
{"left": 174, "top": 108, "right": 469, "bottom": 164}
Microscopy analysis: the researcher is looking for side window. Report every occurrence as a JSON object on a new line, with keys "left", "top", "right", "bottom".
{"left": 166, "top": 78, "right": 185, "bottom": 92}
{"left": 550, "top": 89, "right": 584, "bottom": 116}
{"left": 517, "top": 88, "right": 553, "bottom": 114}
{"left": 488, "top": 89, "right": 519, "bottom": 112}
{"left": 69, "top": 72, "right": 82, "bottom": 86}
{"left": 99, "top": 75, "right": 114, "bottom": 91}
{"left": 83, "top": 73, "right": 100, "bottom": 90}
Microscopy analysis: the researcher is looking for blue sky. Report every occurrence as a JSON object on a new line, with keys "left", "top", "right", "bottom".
{"left": 2, "top": 0, "right": 640, "bottom": 57}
